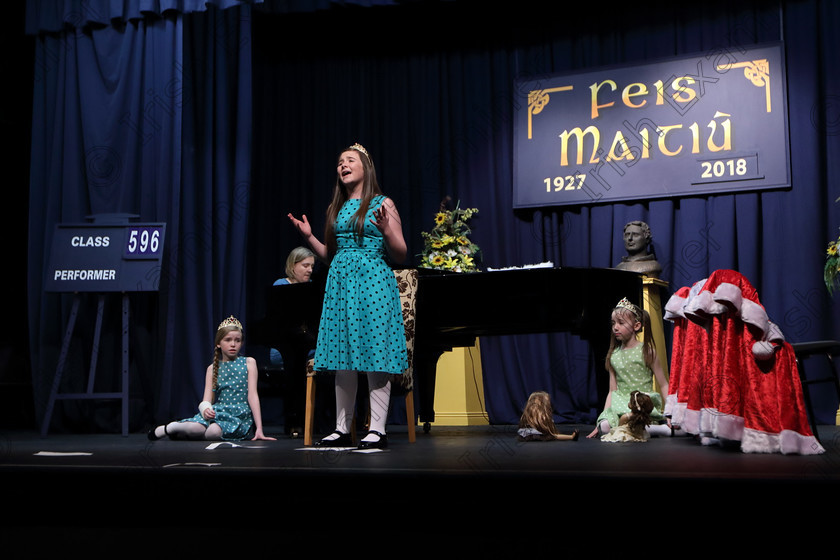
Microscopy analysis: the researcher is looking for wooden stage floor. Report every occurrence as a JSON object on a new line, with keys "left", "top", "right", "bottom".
{"left": 2, "top": 423, "right": 839, "bottom": 552}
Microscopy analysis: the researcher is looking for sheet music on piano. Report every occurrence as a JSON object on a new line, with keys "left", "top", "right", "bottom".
{"left": 485, "top": 261, "right": 554, "bottom": 271}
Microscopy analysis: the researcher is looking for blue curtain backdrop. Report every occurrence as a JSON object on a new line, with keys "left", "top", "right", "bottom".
{"left": 25, "top": 0, "right": 840, "bottom": 433}
{"left": 26, "top": 0, "right": 258, "bottom": 430}
{"left": 248, "top": 0, "right": 840, "bottom": 426}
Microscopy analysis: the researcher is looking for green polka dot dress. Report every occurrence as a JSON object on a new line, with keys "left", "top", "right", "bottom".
{"left": 180, "top": 355, "right": 254, "bottom": 440}
{"left": 597, "top": 344, "right": 664, "bottom": 429}
{"left": 314, "top": 195, "right": 408, "bottom": 374}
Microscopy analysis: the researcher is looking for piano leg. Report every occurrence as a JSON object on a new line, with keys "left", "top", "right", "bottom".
{"left": 414, "top": 343, "right": 448, "bottom": 432}
{"left": 590, "top": 337, "right": 611, "bottom": 412}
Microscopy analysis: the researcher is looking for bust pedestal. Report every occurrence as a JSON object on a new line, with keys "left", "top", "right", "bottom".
{"left": 428, "top": 341, "right": 489, "bottom": 427}
{"left": 642, "top": 275, "right": 670, "bottom": 393}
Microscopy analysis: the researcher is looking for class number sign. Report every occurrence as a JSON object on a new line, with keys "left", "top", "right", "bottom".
{"left": 46, "top": 223, "right": 166, "bottom": 292}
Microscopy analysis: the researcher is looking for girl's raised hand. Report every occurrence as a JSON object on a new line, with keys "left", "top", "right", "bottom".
{"left": 370, "top": 204, "right": 390, "bottom": 232}
{"left": 288, "top": 213, "right": 312, "bottom": 237}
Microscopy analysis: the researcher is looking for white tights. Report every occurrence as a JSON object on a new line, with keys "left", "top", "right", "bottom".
{"left": 158, "top": 420, "right": 222, "bottom": 440}
{"left": 334, "top": 371, "right": 391, "bottom": 441}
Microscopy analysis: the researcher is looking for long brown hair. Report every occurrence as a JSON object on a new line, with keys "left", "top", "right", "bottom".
{"left": 519, "top": 391, "right": 561, "bottom": 437}
{"left": 625, "top": 390, "right": 654, "bottom": 431}
{"left": 324, "top": 144, "right": 383, "bottom": 258}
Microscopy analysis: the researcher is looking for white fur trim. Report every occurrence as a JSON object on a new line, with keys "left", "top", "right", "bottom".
{"left": 739, "top": 298, "right": 770, "bottom": 334}
{"left": 711, "top": 281, "right": 743, "bottom": 311}
{"left": 664, "top": 293, "right": 688, "bottom": 321}
{"left": 765, "top": 321, "right": 786, "bottom": 344}
{"left": 684, "top": 290, "right": 727, "bottom": 323}
{"left": 741, "top": 428, "right": 825, "bottom": 455}
{"left": 669, "top": 406, "right": 825, "bottom": 455}
{"left": 709, "top": 281, "right": 779, "bottom": 340}
{"left": 752, "top": 340, "right": 777, "bottom": 360}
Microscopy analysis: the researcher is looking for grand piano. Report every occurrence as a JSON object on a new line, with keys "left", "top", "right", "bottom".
{"left": 412, "top": 266, "right": 643, "bottom": 429}
{"left": 250, "top": 266, "right": 644, "bottom": 432}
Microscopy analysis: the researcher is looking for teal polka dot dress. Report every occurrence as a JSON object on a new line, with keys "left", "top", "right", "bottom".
{"left": 597, "top": 344, "right": 664, "bottom": 429}
{"left": 180, "top": 355, "right": 254, "bottom": 440}
{"left": 314, "top": 195, "right": 408, "bottom": 374}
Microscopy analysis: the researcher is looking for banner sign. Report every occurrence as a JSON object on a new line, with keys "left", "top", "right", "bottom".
{"left": 46, "top": 222, "right": 166, "bottom": 292}
{"left": 513, "top": 43, "right": 790, "bottom": 208}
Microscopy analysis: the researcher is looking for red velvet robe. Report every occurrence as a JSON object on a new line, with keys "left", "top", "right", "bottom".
{"left": 664, "top": 269, "right": 823, "bottom": 455}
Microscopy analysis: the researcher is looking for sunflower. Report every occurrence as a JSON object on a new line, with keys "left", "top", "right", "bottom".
{"left": 420, "top": 200, "right": 481, "bottom": 273}
{"left": 826, "top": 232, "right": 840, "bottom": 295}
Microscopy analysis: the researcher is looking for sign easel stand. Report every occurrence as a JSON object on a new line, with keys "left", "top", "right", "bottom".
{"left": 41, "top": 293, "right": 130, "bottom": 437}
{"left": 42, "top": 214, "right": 165, "bottom": 437}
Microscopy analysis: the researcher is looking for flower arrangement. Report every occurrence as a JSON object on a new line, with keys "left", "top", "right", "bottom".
{"left": 826, "top": 228, "right": 840, "bottom": 296}
{"left": 827, "top": 195, "right": 840, "bottom": 296}
{"left": 419, "top": 199, "right": 481, "bottom": 273}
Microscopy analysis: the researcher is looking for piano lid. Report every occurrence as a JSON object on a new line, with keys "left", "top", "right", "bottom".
{"left": 414, "top": 266, "right": 643, "bottom": 339}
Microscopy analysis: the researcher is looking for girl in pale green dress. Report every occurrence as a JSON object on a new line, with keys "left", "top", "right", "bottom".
{"left": 586, "top": 298, "right": 671, "bottom": 440}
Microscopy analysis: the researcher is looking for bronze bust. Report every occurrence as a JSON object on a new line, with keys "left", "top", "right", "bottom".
{"left": 615, "top": 221, "right": 662, "bottom": 278}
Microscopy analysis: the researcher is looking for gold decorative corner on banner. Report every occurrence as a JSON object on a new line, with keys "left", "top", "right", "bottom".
{"left": 528, "top": 85, "right": 573, "bottom": 138}
{"left": 717, "top": 59, "right": 771, "bottom": 112}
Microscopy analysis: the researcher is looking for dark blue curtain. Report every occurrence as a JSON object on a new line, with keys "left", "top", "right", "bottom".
{"left": 26, "top": 0, "right": 840, "bottom": 433}
{"left": 27, "top": 9, "right": 184, "bottom": 431}
{"left": 249, "top": 0, "right": 840, "bottom": 426}
{"left": 26, "top": 0, "right": 257, "bottom": 430}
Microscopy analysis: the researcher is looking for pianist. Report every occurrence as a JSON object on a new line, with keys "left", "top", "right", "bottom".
{"left": 268, "top": 247, "right": 316, "bottom": 438}
{"left": 268, "top": 246, "right": 316, "bottom": 367}
{"left": 273, "top": 246, "right": 315, "bottom": 287}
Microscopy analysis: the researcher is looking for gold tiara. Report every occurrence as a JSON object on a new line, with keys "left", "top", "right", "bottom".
{"left": 350, "top": 142, "right": 369, "bottom": 158}
{"left": 218, "top": 315, "right": 243, "bottom": 331}
{"left": 615, "top": 298, "right": 641, "bottom": 320}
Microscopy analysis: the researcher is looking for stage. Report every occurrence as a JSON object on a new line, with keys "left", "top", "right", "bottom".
{"left": 2, "top": 423, "right": 839, "bottom": 552}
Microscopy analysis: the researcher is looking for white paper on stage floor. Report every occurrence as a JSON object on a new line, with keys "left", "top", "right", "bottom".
{"left": 163, "top": 462, "right": 222, "bottom": 468}
{"left": 297, "top": 447, "right": 386, "bottom": 453}
{"left": 204, "top": 441, "right": 268, "bottom": 450}
{"left": 34, "top": 451, "right": 93, "bottom": 456}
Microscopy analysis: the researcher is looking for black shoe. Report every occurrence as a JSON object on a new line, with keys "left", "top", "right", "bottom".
{"left": 314, "top": 430, "right": 352, "bottom": 447}
{"left": 358, "top": 430, "right": 388, "bottom": 450}
{"left": 147, "top": 424, "right": 165, "bottom": 441}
